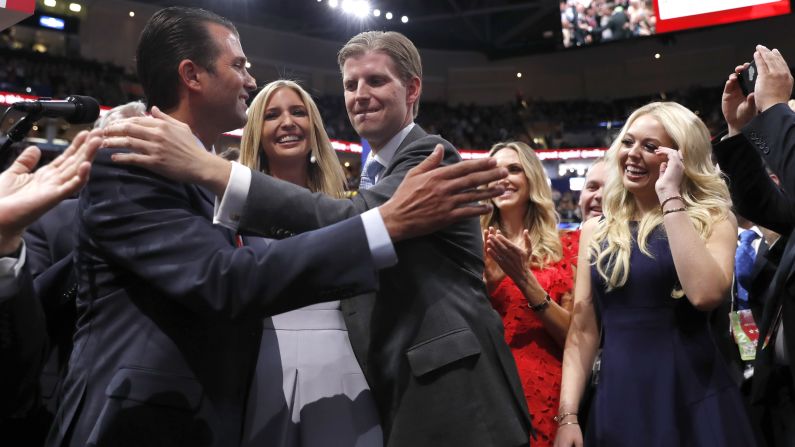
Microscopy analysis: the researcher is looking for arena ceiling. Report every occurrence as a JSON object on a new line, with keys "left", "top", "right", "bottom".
{"left": 131, "top": 0, "right": 562, "bottom": 58}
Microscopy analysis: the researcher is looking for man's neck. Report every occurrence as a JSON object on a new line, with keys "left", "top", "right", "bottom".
{"left": 166, "top": 106, "right": 219, "bottom": 151}
{"left": 367, "top": 121, "right": 414, "bottom": 159}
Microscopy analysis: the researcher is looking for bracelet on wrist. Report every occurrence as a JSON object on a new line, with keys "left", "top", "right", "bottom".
{"left": 663, "top": 207, "right": 687, "bottom": 216}
{"left": 553, "top": 412, "right": 577, "bottom": 423}
{"left": 528, "top": 293, "right": 551, "bottom": 313}
{"left": 558, "top": 421, "right": 580, "bottom": 427}
{"left": 660, "top": 195, "right": 684, "bottom": 212}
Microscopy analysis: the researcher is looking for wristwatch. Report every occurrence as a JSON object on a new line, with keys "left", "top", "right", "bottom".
{"left": 528, "top": 293, "right": 551, "bottom": 313}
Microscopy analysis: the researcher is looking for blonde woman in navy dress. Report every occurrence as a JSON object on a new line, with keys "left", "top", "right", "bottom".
{"left": 554, "top": 102, "right": 756, "bottom": 446}
{"left": 238, "top": 80, "right": 382, "bottom": 447}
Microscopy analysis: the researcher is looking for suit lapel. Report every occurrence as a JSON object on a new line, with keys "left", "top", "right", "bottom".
{"left": 341, "top": 294, "right": 377, "bottom": 376}
{"left": 192, "top": 184, "right": 237, "bottom": 246}
{"left": 750, "top": 239, "right": 769, "bottom": 280}
{"left": 759, "top": 234, "right": 795, "bottom": 333}
{"left": 195, "top": 184, "right": 215, "bottom": 210}
{"left": 342, "top": 126, "right": 427, "bottom": 378}
{"left": 382, "top": 125, "right": 427, "bottom": 176}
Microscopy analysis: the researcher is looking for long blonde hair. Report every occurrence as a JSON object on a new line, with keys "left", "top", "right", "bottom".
{"left": 239, "top": 80, "right": 346, "bottom": 198}
{"left": 590, "top": 102, "right": 731, "bottom": 294}
{"left": 481, "top": 141, "right": 562, "bottom": 267}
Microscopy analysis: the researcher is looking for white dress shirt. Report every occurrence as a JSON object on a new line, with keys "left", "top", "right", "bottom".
{"left": 0, "top": 240, "right": 26, "bottom": 300}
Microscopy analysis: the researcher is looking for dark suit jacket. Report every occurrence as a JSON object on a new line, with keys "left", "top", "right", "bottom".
{"left": 713, "top": 103, "right": 795, "bottom": 408}
{"left": 711, "top": 236, "right": 773, "bottom": 387}
{"left": 239, "top": 126, "right": 532, "bottom": 446}
{"left": 23, "top": 198, "right": 79, "bottom": 415}
{"left": 0, "top": 262, "right": 47, "bottom": 422}
{"left": 46, "top": 151, "right": 380, "bottom": 447}
{"left": 0, "top": 199, "right": 83, "bottom": 446}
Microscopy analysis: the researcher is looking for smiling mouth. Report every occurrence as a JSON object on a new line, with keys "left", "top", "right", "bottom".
{"left": 276, "top": 135, "right": 303, "bottom": 144}
{"left": 625, "top": 166, "right": 648, "bottom": 177}
{"left": 355, "top": 109, "right": 380, "bottom": 117}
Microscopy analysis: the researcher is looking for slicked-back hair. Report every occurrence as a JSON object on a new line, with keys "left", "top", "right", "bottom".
{"left": 136, "top": 6, "right": 237, "bottom": 111}
{"left": 337, "top": 31, "right": 422, "bottom": 118}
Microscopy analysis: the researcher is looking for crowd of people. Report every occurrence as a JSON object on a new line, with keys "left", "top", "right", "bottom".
{"left": 561, "top": 0, "right": 656, "bottom": 48}
{"left": 0, "top": 47, "right": 137, "bottom": 107}
{"left": 0, "top": 42, "right": 730, "bottom": 153}
{"left": 1, "top": 5, "right": 795, "bottom": 447}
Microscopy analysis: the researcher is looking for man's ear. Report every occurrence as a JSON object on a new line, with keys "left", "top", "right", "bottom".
{"left": 405, "top": 76, "right": 421, "bottom": 108}
{"left": 178, "top": 59, "right": 204, "bottom": 93}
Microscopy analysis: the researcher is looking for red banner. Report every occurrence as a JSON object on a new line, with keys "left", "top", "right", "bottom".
{"left": 655, "top": 0, "right": 791, "bottom": 34}
{"left": 0, "top": 0, "right": 34, "bottom": 30}
{"left": 4, "top": 0, "right": 35, "bottom": 14}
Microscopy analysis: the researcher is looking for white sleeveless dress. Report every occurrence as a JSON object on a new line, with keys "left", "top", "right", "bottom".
{"left": 241, "top": 298, "right": 383, "bottom": 447}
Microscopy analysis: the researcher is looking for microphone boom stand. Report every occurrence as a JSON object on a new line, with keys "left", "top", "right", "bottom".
{"left": 0, "top": 111, "right": 42, "bottom": 168}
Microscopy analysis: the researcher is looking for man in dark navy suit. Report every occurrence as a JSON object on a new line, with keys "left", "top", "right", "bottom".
{"left": 716, "top": 45, "right": 795, "bottom": 447}
{"left": 49, "top": 7, "right": 508, "bottom": 447}
{"left": 0, "top": 134, "right": 99, "bottom": 439}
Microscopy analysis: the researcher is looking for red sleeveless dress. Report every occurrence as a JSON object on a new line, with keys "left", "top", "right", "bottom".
{"left": 487, "top": 231, "right": 579, "bottom": 447}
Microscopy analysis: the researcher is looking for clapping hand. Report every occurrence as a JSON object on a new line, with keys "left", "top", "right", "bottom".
{"left": 0, "top": 130, "right": 101, "bottom": 254}
{"left": 485, "top": 228, "right": 537, "bottom": 290}
{"left": 483, "top": 228, "right": 506, "bottom": 292}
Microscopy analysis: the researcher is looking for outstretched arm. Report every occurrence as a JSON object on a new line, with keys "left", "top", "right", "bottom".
{"left": 100, "top": 113, "right": 508, "bottom": 242}
{"left": 555, "top": 219, "right": 600, "bottom": 447}
{"left": 0, "top": 130, "right": 101, "bottom": 255}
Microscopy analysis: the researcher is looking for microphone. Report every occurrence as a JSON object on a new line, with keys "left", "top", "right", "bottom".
{"left": 11, "top": 95, "right": 100, "bottom": 124}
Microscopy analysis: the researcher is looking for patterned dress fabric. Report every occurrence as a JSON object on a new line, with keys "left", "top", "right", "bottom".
{"left": 488, "top": 231, "right": 579, "bottom": 447}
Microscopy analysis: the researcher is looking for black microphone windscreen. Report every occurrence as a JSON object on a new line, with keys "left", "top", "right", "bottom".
{"left": 66, "top": 95, "right": 100, "bottom": 124}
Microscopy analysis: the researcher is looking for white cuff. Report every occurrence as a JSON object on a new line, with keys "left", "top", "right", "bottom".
{"left": 0, "top": 240, "right": 26, "bottom": 298}
{"left": 214, "top": 161, "right": 251, "bottom": 231}
{"left": 361, "top": 208, "right": 397, "bottom": 269}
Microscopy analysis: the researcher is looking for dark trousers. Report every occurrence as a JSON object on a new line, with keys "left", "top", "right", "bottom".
{"left": 754, "top": 366, "right": 795, "bottom": 447}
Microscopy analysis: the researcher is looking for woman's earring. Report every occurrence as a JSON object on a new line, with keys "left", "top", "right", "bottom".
{"left": 310, "top": 154, "right": 317, "bottom": 164}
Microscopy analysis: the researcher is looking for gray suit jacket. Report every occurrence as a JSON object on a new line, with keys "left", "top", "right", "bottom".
{"left": 239, "top": 126, "right": 532, "bottom": 446}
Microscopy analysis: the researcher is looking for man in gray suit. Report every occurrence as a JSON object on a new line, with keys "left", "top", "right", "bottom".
{"left": 105, "top": 29, "right": 532, "bottom": 446}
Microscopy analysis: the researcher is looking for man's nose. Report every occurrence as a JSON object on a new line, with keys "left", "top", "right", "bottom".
{"left": 244, "top": 71, "right": 256, "bottom": 91}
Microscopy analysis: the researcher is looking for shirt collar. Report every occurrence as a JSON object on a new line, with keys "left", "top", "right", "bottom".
{"left": 737, "top": 226, "right": 763, "bottom": 238}
{"left": 371, "top": 122, "right": 415, "bottom": 169}
{"left": 193, "top": 134, "right": 216, "bottom": 154}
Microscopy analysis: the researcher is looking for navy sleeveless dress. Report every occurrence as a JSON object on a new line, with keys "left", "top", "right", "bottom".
{"left": 585, "top": 224, "right": 756, "bottom": 446}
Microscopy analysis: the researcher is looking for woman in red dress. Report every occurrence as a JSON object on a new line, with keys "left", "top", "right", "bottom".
{"left": 482, "top": 141, "right": 578, "bottom": 447}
